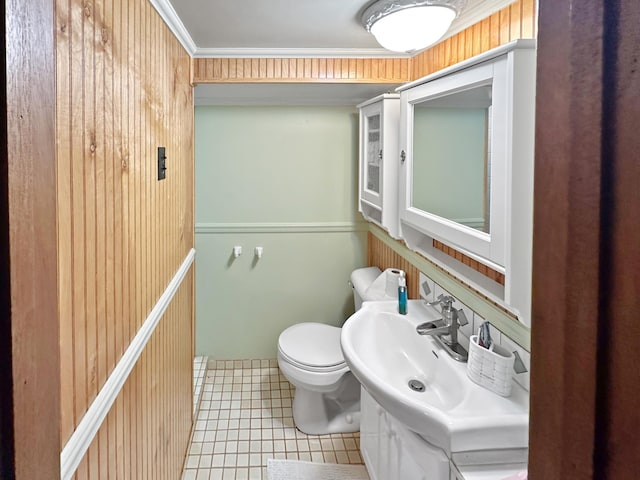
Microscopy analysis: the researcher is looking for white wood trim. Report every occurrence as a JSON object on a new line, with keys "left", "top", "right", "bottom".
{"left": 356, "top": 93, "right": 400, "bottom": 109}
{"left": 59, "top": 248, "right": 196, "bottom": 480}
{"left": 192, "top": 47, "right": 411, "bottom": 59}
{"left": 195, "top": 222, "right": 368, "bottom": 234}
{"left": 148, "top": 0, "right": 197, "bottom": 55}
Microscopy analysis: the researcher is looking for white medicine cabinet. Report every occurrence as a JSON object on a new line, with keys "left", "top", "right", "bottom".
{"left": 358, "top": 94, "right": 401, "bottom": 238}
{"left": 398, "top": 39, "right": 536, "bottom": 326}
{"left": 356, "top": 40, "right": 536, "bottom": 326}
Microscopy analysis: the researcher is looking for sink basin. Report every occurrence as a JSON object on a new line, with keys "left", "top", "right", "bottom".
{"left": 341, "top": 300, "right": 529, "bottom": 455}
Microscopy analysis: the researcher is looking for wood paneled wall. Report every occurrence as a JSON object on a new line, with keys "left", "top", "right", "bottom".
{"left": 411, "top": 0, "right": 537, "bottom": 79}
{"left": 368, "top": 232, "right": 421, "bottom": 299}
{"left": 192, "top": 57, "right": 411, "bottom": 84}
{"left": 74, "top": 273, "right": 194, "bottom": 479}
{"left": 433, "top": 239, "right": 505, "bottom": 285}
{"left": 55, "top": 0, "right": 194, "bottom": 476}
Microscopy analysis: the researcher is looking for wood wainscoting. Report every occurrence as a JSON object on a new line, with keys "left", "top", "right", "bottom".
{"left": 71, "top": 269, "right": 194, "bottom": 479}
{"left": 432, "top": 240, "right": 505, "bottom": 286}
{"left": 55, "top": 0, "right": 195, "bottom": 477}
{"left": 367, "top": 232, "right": 421, "bottom": 300}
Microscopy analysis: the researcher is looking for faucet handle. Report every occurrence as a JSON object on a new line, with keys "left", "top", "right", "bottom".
{"left": 456, "top": 308, "right": 469, "bottom": 327}
{"left": 427, "top": 294, "right": 455, "bottom": 308}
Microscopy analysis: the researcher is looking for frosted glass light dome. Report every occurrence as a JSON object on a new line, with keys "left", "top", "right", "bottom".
{"left": 370, "top": 5, "right": 456, "bottom": 52}
{"left": 362, "top": 0, "right": 465, "bottom": 53}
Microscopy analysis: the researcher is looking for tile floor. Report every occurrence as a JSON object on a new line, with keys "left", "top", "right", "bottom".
{"left": 182, "top": 359, "right": 364, "bottom": 480}
{"left": 193, "top": 356, "right": 208, "bottom": 415}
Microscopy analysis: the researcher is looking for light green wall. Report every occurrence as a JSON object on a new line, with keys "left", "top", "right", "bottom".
{"left": 195, "top": 106, "right": 367, "bottom": 359}
{"left": 195, "top": 231, "right": 367, "bottom": 359}
{"left": 196, "top": 106, "right": 360, "bottom": 223}
{"left": 413, "top": 107, "right": 487, "bottom": 228}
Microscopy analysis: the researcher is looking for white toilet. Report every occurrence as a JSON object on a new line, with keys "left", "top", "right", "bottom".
{"left": 277, "top": 266, "right": 397, "bottom": 435}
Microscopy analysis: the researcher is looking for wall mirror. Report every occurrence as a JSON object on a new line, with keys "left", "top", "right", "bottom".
{"left": 397, "top": 40, "right": 537, "bottom": 327}
{"left": 412, "top": 85, "right": 492, "bottom": 234}
{"left": 399, "top": 58, "right": 508, "bottom": 269}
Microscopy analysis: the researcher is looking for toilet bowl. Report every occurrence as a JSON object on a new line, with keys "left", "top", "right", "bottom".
{"left": 277, "top": 266, "right": 400, "bottom": 435}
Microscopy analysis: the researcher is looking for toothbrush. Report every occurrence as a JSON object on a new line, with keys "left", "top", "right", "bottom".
{"left": 478, "top": 321, "right": 493, "bottom": 349}
{"left": 478, "top": 326, "right": 485, "bottom": 347}
{"left": 484, "top": 322, "right": 492, "bottom": 349}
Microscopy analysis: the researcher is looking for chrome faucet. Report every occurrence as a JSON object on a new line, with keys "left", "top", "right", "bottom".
{"left": 416, "top": 295, "right": 469, "bottom": 362}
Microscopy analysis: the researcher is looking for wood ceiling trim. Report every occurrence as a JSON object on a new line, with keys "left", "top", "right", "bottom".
{"left": 192, "top": 57, "right": 411, "bottom": 84}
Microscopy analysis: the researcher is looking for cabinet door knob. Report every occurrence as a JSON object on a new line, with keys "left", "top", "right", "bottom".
{"left": 378, "top": 149, "right": 383, "bottom": 160}
{"left": 400, "top": 150, "right": 406, "bottom": 164}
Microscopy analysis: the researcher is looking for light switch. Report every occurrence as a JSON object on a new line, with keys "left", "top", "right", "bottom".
{"left": 157, "top": 147, "right": 167, "bottom": 180}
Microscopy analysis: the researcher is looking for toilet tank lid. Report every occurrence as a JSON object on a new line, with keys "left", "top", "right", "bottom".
{"left": 350, "top": 266, "right": 382, "bottom": 295}
{"left": 278, "top": 323, "right": 345, "bottom": 368}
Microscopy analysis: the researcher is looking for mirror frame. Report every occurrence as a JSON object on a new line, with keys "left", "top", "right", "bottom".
{"left": 396, "top": 40, "right": 537, "bottom": 327}
{"left": 399, "top": 59, "right": 509, "bottom": 270}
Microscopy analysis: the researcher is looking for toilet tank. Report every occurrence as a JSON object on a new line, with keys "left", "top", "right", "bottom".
{"left": 350, "top": 267, "right": 382, "bottom": 310}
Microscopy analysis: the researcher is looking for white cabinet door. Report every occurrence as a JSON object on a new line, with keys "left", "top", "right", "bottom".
{"left": 360, "top": 388, "right": 450, "bottom": 480}
{"left": 362, "top": 102, "right": 383, "bottom": 202}
{"left": 358, "top": 94, "right": 401, "bottom": 238}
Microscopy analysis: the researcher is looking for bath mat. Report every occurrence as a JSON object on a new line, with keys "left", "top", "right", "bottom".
{"left": 266, "top": 459, "right": 370, "bottom": 480}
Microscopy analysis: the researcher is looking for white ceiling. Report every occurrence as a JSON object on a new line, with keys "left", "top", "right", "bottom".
{"left": 166, "top": 0, "right": 516, "bottom": 56}
{"left": 160, "top": 0, "right": 518, "bottom": 104}
{"left": 171, "top": 0, "right": 379, "bottom": 53}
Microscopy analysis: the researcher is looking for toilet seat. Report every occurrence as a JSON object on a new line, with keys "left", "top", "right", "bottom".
{"left": 278, "top": 322, "right": 346, "bottom": 372}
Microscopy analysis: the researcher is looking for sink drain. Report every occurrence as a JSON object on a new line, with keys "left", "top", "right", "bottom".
{"left": 408, "top": 379, "right": 425, "bottom": 392}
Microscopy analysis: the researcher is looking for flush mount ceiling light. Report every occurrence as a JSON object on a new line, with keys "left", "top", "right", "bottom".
{"left": 362, "top": 0, "right": 466, "bottom": 53}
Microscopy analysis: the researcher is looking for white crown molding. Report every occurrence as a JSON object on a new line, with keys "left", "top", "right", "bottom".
{"left": 148, "top": 0, "right": 409, "bottom": 60}
{"left": 149, "top": 0, "right": 197, "bottom": 55}
{"left": 192, "top": 47, "right": 411, "bottom": 59}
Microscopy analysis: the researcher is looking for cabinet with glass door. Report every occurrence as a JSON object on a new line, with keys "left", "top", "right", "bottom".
{"left": 358, "top": 93, "right": 400, "bottom": 238}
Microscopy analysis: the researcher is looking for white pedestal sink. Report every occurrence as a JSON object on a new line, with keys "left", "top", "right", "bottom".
{"left": 340, "top": 300, "right": 529, "bottom": 456}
